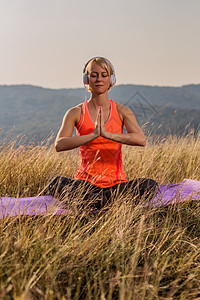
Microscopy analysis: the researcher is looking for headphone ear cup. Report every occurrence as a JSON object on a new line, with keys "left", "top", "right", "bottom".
{"left": 110, "top": 74, "right": 116, "bottom": 87}
{"left": 83, "top": 73, "right": 89, "bottom": 85}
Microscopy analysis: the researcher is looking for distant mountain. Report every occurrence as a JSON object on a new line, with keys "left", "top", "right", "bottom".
{"left": 0, "top": 84, "right": 199, "bottom": 143}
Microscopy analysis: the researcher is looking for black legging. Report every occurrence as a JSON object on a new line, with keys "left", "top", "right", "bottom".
{"left": 47, "top": 176, "right": 158, "bottom": 210}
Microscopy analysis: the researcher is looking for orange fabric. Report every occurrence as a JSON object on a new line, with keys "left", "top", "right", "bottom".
{"left": 74, "top": 99, "right": 127, "bottom": 188}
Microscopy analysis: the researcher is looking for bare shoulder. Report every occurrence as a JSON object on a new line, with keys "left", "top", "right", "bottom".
{"left": 115, "top": 101, "right": 135, "bottom": 121}
{"left": 63, "top": 103, "right": 83, "bottom": 125}
{"left": 66, "top": 103, "right": 82, "bottom": 116}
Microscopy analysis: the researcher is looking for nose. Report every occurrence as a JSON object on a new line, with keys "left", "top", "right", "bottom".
{"left": 96, "top": 74, "right": 103, "bottom": 81}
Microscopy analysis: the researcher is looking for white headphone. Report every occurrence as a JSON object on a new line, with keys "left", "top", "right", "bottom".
{"left": 83, "top": 56, "right": 116, "bottom": 87}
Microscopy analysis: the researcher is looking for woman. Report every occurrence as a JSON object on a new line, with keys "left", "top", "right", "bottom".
{"left": 48, "top": 57, "right": 158, "bottom": 209}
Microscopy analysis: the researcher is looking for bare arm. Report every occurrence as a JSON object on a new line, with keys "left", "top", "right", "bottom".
{"left": 55, "top": 106, "right": 100, "bottom": 152}
{"left": 55, "top": 102, "right": 145, "bottom": 152}
{"left": 100, "top": 104, "right": 146, "bottom": 147}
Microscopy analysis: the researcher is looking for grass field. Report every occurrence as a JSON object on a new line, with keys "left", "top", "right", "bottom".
{"left": 0, "top": 133, "right": 200, "bottom": 299}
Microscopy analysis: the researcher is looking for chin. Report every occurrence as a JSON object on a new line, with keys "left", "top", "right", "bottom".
{"left": 92, "top": 88, "right": 108, "bottom": 95}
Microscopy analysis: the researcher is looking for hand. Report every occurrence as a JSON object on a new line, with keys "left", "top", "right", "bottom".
{"left": 93, "top": 107, "right": 101, "bottom": 138}
{"left": 99, "top": 106, "right": 107, "bottom": 137}
{"left": 93, "top": 106, "right": 107, "bottom": 138}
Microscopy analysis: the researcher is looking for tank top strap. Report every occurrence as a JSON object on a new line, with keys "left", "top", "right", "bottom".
{"left": 76, "top": 101, "right": 86, "bottom": 132}
{"left": 109, "top": 99, "right": 122, "bottom": 123}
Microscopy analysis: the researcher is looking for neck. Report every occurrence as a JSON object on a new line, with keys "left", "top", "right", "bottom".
{"left": 88, "top": 93, "right": 110, "bottom": 108}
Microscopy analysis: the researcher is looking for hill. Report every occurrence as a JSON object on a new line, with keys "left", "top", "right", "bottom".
{"left": 0, "top": 84, "right": 199, "bottom": 143}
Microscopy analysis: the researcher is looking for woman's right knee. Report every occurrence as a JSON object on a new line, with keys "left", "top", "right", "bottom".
{"left": 47, "top": 176, "right": 68, "bottom": 196}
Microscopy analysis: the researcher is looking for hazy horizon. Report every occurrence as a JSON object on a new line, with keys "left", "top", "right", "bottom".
{"left": 1, "top": 82, "right": 200, "bottom": 91}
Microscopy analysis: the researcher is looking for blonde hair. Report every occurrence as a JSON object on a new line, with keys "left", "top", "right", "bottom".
{"left": 85, "top": 57, "right": 114, "bottom": 77}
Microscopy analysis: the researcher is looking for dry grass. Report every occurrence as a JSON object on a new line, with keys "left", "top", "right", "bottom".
{"left": 0, "top": 133, "right": 200, "bottom": 299}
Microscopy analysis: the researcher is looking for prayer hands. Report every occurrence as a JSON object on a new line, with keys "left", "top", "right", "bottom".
{"left": 94, "top": 106, "right": 107, "bottom": 138}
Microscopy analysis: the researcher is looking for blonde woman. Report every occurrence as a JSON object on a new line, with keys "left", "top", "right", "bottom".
{"left": 48, "top": 57, "right": 158, "bottom": 209}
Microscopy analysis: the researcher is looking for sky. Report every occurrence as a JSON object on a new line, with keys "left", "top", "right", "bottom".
{"left": 0, "top": 0, "right": 200, "bottom": 89}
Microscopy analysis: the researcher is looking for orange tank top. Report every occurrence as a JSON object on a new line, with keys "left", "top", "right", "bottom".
{"left": 74, "top": 99, "right": 127, "bottom": 188}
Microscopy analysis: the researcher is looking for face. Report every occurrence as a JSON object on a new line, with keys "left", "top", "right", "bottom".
{"left": 87, "top": 62, "right": 111, "bottom": 95}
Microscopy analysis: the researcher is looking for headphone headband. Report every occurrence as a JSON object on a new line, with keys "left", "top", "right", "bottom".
{"left": 83, "top": 56, "right": 116, "bottom": 87}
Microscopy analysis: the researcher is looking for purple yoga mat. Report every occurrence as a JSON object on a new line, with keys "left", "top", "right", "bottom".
{"left": 0, "top": 195, "right": 69, "bottom": 218}
{"left": 151, "top": 178, "right": 200, "bottom": 207}
{"left": 0, "top": 179, "right": 200, "bottom": 218}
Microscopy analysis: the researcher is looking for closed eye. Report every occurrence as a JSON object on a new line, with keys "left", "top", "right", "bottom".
{"left": 90, "top": 74, "right": 97, "bottom": 78}
{"left": 90, "top": 72, "right": 108, "bottom": 78}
